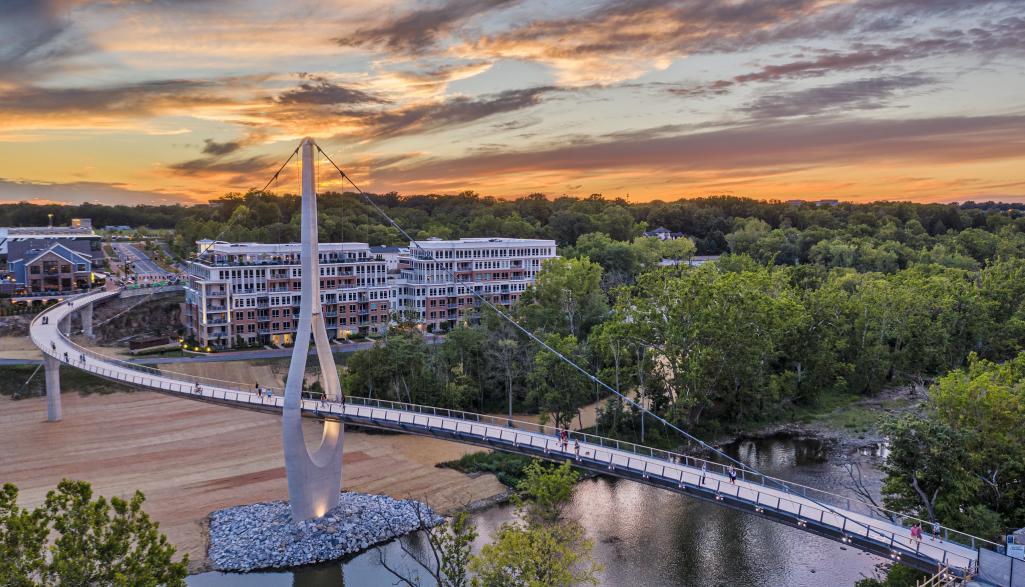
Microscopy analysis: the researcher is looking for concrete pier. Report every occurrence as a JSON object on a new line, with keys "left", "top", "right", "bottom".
{"left": 81, "top": 304, "right": 93, "bottom": 338}
{"left": 44, "top": 354, "right": 62, "bottom": 422}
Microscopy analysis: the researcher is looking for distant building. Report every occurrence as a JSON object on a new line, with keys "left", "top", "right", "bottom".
{"left": 369, "top": 245, "right": 407, "bottom": 273}
{"left": 71, "top": 218, "right": 92, "bottom": 229}
{"left": 103, "top": 225, "right": 133, "bottom": 232}
{"left": 8, "top": 243, "right": 93, "bottom": 293}
{"left": 1, "top": 225, "right": 100, "bottom": 263}
{"left": 183, "top": 241, "right": 394, "bottom": 348}
{"left": 815, "top": 199, "right": 840, "bottom": 207}
{"left": 181, "top": 237, "right": 558, "bottom": 348}
{"left": 659, "top": 255, "right": 720, "bottom": 268}
{"left": 643, "top": 227, "right": 686, "bottom": 240}
{"left": 395, "top": 237, "right": 557, "bottom": 332}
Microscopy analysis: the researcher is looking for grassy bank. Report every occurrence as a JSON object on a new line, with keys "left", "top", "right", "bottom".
{"left": 440, "top": 451, "right": 535, "bottom": 487}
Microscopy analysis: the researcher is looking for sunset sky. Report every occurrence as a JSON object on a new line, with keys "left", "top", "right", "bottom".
{"left": 1, "top": 0, "right": 1023, "bottom": 206}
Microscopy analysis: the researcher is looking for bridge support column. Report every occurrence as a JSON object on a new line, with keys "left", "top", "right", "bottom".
{"left": 283, "top": 138, "right": 345, "bottom": 521}
{"left": 80, "top": 304, "right": 93, "bottom": 338}
{"left": 44, "top": 354, "right": 62, "bottom": 422}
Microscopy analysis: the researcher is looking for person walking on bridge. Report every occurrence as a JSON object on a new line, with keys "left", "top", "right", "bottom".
{"left": 574, "top": 439, "right": 580, "bottom": 460}
{"left": 728, "top": 465, "right": 737, "bottom": 484}
{"left": 931, "top": 520, "right": 941, "bottom": 542}
{"left": 700, "top": 461, "right": 708, "bottom": 485}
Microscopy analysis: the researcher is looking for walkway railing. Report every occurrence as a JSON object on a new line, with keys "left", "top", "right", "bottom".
{"left": 30, "top": 288, "right": 998, "bottom": 574}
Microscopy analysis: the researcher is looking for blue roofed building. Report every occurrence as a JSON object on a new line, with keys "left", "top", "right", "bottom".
{"left": 9, "top": 243, "right": 93, "bottom": 294}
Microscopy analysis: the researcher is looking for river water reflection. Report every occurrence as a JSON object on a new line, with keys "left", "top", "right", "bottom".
{"left": 189, "top": 435, "right": 886, "bottom": 587}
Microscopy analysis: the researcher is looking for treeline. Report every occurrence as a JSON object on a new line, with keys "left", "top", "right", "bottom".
{"left": 7, "top": 192, "right": 1025, "bottom": 259}
{"left": 0, "top": 202, "right": 185, "bottom": 229}
{"left": 342, "top": 256, "right": 1025, "bottom": 434}
{"left": 170, "top": 192, "right": 1025, "bottom": 259}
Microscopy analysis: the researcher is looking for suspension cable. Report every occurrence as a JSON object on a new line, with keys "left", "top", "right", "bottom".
{"left": 311, "top": 143, "right": 919, "bottom": 544}
{"left": 316, "top": 147, "right": 758, "bottom": 465}
{"left": 91, "top": 146, "right": 301, "bottom": 334}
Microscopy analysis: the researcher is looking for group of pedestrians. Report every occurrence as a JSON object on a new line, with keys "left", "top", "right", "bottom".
{"left": 555, "top": 428, "right": 582, "bottom": 459}
{"left": 910, "top": 521, "right": 943, "bottom": 544}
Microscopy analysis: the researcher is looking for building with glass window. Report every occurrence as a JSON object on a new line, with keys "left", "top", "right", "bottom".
{"left": 182, "top": 237, "right": 557, "bottom": 348}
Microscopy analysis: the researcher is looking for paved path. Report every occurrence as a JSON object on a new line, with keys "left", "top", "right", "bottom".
{"left": 29, "top": 288, "right": 990, "bottom": 576}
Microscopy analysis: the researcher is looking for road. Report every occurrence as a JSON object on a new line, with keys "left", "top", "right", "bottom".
{"left": 112, "top": 242, "right": 170, "bottom": 278}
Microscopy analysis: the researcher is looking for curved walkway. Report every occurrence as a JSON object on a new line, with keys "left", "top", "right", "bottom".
{"left": 30, "top": 288, "right": 990, "bottom": 576}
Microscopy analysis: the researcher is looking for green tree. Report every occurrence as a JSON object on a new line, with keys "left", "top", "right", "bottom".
{"left": 880, "top": 416, "right": 989, "bottom": 535}
{"left": 0, "top": 480, "right": 187, "bottom": 587}
{"left": 469, "top": 522, "right": 600, "bottom": 587}
{"left": 527, "top": 334, "right": 591, "bottom": 429}
{"left": 515, "top": 461, "right": 579, "bottom": 525}
{"left": 519, "top": 257, "right": 607, "bottom": 339}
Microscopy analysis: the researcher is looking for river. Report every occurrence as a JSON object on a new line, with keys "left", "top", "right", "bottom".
{"left": 188, "top": 435, "right": 887, "bottom": 587}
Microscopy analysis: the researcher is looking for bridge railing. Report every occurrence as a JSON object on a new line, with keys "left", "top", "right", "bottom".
{"left": 31, "top": 289, "right": 1000, "bottom": 560}
{"left": 318, "top": 396, "right": 979, "bottom": 572}
{"left": 330, "top": 394, "right": 999, "bottom": 554}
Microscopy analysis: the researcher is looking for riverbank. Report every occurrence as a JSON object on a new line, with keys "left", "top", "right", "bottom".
{"left": 711, "top": 384, "right": 926, "bottom": 460}
{"left": 0, "top": 391, "right": 507, "bottom": 574}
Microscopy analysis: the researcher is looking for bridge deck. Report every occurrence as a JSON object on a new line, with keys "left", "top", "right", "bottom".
{"left": 30, "top": 288, "right": 988, "bottom": 575}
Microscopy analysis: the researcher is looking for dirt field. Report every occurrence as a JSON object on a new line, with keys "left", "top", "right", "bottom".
{"left": 0, "top": 391, "right": 506, "bottom": 572}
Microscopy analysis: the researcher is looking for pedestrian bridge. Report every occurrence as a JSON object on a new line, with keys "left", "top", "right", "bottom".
{"left": 30, "top": 287, "right": 994, "bottom": 577}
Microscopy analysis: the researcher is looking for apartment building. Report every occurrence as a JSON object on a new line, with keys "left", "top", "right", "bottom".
{"left": 182, "top": 237, "right": 558, "bottom": 348}
{"left": 394, "top": 238, "right": 557, "bottom": 332}
{"left": 183, "top": 242, "right": 392, "bottom": 348}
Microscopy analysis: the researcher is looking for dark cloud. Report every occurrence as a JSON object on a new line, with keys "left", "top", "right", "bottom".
{"left": 276, "top": 80, "right": 385, "bottom": 106}
{"left": 462, "top": 0, "right": 1022, "bottom": 81}
{"left": 0, "top": 177, "right": 188, "bottom": 205}
{"left": 345, "top": 86, "right": 553, "bottom": 139}
{"left": 0, "top": 0, "right": 79, "bottom": 81}
{"left": 375, "top": 114, "right": 1025, "bottom": 184}
{"left": 0, "top": 79, "right": 226, "bottom": 116}
{"left": 340, "top": 0, "right": 520, "bottom": 54}
{"left": 201, "top": 139, "right": 243, "bottom": 156}
{"left": 664, "top": 15, "right": 1024, "bottom": 101}
{"left": 168, "top": 155, "right": 274, "bottom": 178}
{"left": 740, "top": 74, "right": 936, "bottom": 119}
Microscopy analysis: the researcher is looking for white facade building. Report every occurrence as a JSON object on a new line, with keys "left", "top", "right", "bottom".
{"left": 182, "top": 237, "right": 558, "bottom": 348}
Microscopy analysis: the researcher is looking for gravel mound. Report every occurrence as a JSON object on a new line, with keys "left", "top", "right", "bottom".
{"left": 208, "top": 492, "right": 439, "bottom": 571}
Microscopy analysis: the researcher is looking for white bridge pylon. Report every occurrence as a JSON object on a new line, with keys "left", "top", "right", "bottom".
{"left": 282, "top": 137, "right": 345, "bottom": 520}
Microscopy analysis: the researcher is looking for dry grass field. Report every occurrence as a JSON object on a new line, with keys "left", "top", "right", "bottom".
{"left": 0, "top": 390, "right": 505, "bottom": 572}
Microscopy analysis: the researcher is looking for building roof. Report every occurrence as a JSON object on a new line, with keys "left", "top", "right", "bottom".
{"left": 199, "top": 241, "right": 371, "bottom": 255}
{"left": 1, "top": 226, "right": 99, "bottom": 256}
{"left": 412, "top": 237, "right": 555, "bottom": 248}
{"left": 19, "top": 243, "right": 93, "bottom": 268}
{"left": 369, "top": 245, "right": 406, "bottom": 254}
